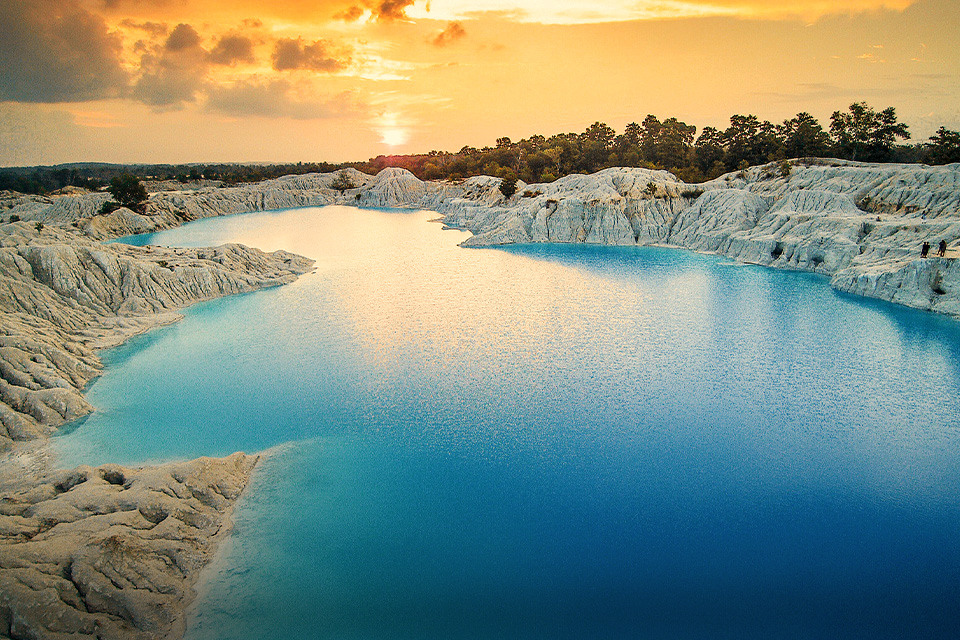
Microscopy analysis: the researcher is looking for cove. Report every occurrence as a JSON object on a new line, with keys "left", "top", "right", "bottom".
{"left": 54, "top": 206, "right": 960, "bottom": 639}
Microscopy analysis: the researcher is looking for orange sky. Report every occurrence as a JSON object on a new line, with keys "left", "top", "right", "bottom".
{"left": 0, "top": 0, "right": 957, "bottom": 165}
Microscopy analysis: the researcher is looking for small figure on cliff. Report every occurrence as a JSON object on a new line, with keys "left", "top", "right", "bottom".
{"left": 938, "top": 240, "right": 947, "bottom": 257}
{"left": 921, "top": 241, "right": 930, "bottom": 258}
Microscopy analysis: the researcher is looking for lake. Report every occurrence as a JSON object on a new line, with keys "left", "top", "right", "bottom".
{"left": 54, "top": 206, "right": 960, "bottom": 639}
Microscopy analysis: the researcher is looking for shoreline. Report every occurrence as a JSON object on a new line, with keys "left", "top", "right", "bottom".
{"left": 0, "top": 220, "right": 315, "bottom": 638}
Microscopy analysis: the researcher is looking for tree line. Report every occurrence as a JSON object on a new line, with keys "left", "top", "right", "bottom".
{"left": 3, "top": 102, "right": 959, "bottom": 196}
{"left": 0, "top": 162, "right": 341, "bottom": 196}
{"left": 354, "top": 102, "right": 960, "bottom": 185}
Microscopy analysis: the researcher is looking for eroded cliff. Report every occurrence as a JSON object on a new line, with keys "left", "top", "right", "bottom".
{"left": 427, "top": 160, "right": 960, "bottom": 316}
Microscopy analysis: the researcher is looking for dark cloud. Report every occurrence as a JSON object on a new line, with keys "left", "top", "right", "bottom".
{"left": 271, "top": 38, "right": 350, "bottom": 72}
{"left": 206, "top": 79, "right": 363, "bottom": 120}
{"left": 431, "top": 22, "right": 466, "bottom": 46}
{"left": 335, "top": 5, "right": 365, "bottom": 21}
{"left": 165, "top": 23, "right": 202, "bottom": 52}
{"left": 0, "top": 0, "right": 128, "bottom": 103}
{"left": 209, "top": 35, "right": 256, "bottom": 66}
{"left": 132, "top": 66, "right": 204, "bottom": 107}
{"left": 374, "top": 0, "right": 416, "bottom": 21}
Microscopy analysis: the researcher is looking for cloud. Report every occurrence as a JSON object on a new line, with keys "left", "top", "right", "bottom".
{"left": 431, "top": 22, "right": 466, "bottom": 46}
{"left": 271, "top": 38, "right": 351, "bottom": 72}
{"left": 374, "top": 0, "right": 416, "bottom": 21}
{"left": 118, "top": 19, "right": 169, "bottom": 37}
{"left": 165, "top": 23, "right": 202, "bottom": 52}
{"left": 0, "top": 0, "right": 128, "bottom": 103}
{"left": 335, "top": 5, "right": 365, "bottom": 21}
{"left": 132, "top": 23, "right": 209, "bottom": 108}
{"left": 209, "top": 34, "right": 257, "bottom": 65}
{"left": 206, "top": 78, "right": 364, "bottom": 119}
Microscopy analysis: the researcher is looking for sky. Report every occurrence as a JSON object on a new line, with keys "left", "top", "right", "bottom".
{"left": 0, "top": 0, "right": 957, "bottom": 166}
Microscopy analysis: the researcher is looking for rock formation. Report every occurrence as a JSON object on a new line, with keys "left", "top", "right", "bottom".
{"left": 0, "top": 448, "right": 257, "bottom": 640}
{"left": 0, "top": 201, "right": 313, "bottom": 638}
{"left": 0, "top": 222, "right": 314, "bottom": 450}
{"left": 9, "top": 160, "right": 960, "bottom": 317}
{"left": 423, "top": 160, "right": 960, "bottom": 317}
{"left": 5, "top": 169, "right": 374, "bottom": 241}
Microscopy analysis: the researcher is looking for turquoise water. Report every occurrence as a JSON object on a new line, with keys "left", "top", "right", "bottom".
{"left": 55, "top": 206, "right": 960, "bottom": 638}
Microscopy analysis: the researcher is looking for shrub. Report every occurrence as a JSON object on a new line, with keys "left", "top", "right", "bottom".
{"left": 9, "top": 214, "right": 20, "bottom": 223}
{"left": 499, "top": 175, "right": 518, "bottom": 199}
{"left": 99, "top": 201, "right": 122, "bottom": 215}
{"left": 330, "top": 170, "right": 356, "bottom": 194}
{"left": 34, "top": 222, "right": 43, "bottom": 232}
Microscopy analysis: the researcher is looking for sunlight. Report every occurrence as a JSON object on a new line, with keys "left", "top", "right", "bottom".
{"left": 408, "top": 0, "right": 916, "bottom": 23}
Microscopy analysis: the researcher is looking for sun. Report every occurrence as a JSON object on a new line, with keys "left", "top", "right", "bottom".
{"left": 375, "top": 112, "right": 410, "bottom": 147}
{"left": 379, "top": 127, "right": 410, "bottom": 146}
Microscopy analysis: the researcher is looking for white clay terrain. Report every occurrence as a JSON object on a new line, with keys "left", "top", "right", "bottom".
{"left": 1, "top": 157, "right": 958, "bottom": 638}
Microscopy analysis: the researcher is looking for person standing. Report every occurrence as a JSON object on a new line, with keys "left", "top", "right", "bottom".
{"left": 921, "top": 241, "right": 930, "bottom": 258}
{"left": 938, "top": 240, "right": 947, "bottom": 257}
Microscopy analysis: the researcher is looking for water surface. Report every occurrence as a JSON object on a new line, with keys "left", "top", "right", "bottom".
{"left": 56, "top": 206, "right": 960, "bottom": 639}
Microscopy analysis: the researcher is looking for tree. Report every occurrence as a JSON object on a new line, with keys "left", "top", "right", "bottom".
{"left": 695, "top": 126, "right": 726, "bottom": 173}
{"left": 581, "top": 122, "right": 615, "bottom": 147}
{"left": 723, "top": 115, "right": 778, "bottom": 168}
{"left": 778, "top": 112, "right": 830, "bottom": 159}
{"left": 330, "top": 170, "right": 356, "bottom": 193}
{"left": 829, "top": 102, "right": 910, "bottom": 162}
{"left": 107, "top": 174, "right": 148, "bottom": 213}
{"left": 924, "top": 127, "right": 960, "bottom": 165}
{"left": 639, "top": 115, "right": 663, "bottom": 163}
{"left": 654, "top": 117, "right": 697, "bottom": 169}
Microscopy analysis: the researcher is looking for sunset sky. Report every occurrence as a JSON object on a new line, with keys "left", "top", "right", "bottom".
{"left": 1, "top": 0, "right": 957, "bottom": 166}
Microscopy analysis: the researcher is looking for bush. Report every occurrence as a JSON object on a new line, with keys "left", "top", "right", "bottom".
{"left": 9, "top": 214, "right": 20, "bottom": 223}
{"left": 499, "top": 175, "right": 518, "bottom": 199}
{"left": 34, "top": 222, "right": 43, "bottom": 232}
{"left": 99, "top": 201, "right": 122, "bottom": 215}
{"left": 330, "top": 170, "right": 356, "bottom": 194}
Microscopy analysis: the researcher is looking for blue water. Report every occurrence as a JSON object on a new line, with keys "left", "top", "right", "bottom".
{"left": 55, "top": 206, "right": 960, "bottom": 639}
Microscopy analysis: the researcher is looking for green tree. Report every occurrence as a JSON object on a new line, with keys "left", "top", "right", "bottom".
{"left": 107, "top": 174, "right": 148, "bottom": 213}
{"left": 654, "top": 117, "right": 697, "bottom": 169}
{"left": 778, "top": 112, "right": 830, "bottom": 159}
{"left": 639, "top": 115, "right": 663, "bottom": 163}
{"left": 581, "top": 122, "right": 616, "bottom": 147}
{"left": 723, "top": 115, "right": 778, "bottom": 168}
{"left": 829, "top": 102, "right": 910, "bottom": 162}
{"left": 694, "top": 126, "right": 726, "bottom": 173}
{"left": 924, "top": 127, "right": 960, "bottom": 165}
